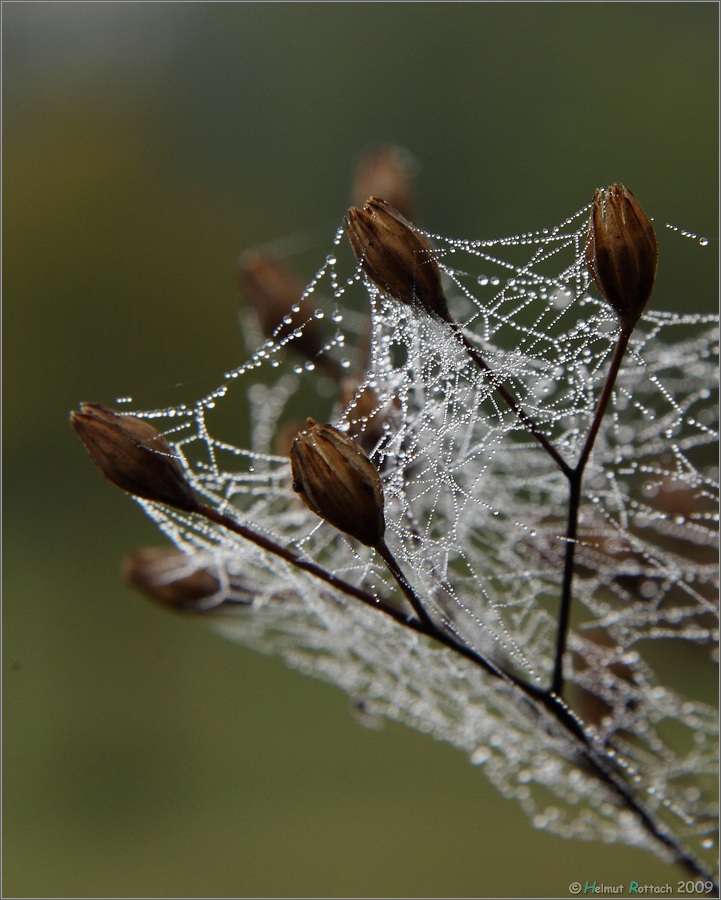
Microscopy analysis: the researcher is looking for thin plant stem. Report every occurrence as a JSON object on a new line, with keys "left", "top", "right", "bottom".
{"left": 197, "top": 501, "right": 401, "bottom": 623}
{"left": 375, "top": 537, "right": 436, "bottom": 631}
{"left": 551, "top": 327, "right": 632, "bottom": 697}
{"left": 450, "top": 314, "right": 636, "bottom": 700}
{"left": 448, "top": 320, "right": 572, "bottom": 477}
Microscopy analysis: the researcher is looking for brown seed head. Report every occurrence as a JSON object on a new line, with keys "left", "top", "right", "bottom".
{"left": 290, "top": 419, "right": 386, "bottom": 547}
{"left": 585, "top": 184, "right": 658, "bottom": 330}
{"left": 345, "top": 198, "right": 450, "bottom": 321}
{"left": 71, "top": 402, "right": 198, "bottom": 512}
{"left": 238, "top": 251, "right": 324, "bottom": 356}
{"left": 352, "top": 146, "right": 416, "bottom": 220}
{"left": 123, "top": 548, "right": 222, "bottom": 612}
{"left": 339, "top": 378, "right": 395, "bottom": 452}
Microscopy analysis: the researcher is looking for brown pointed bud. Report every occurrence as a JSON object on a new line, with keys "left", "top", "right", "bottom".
{"left": 585, "top": 184, "right": 658, "bottom": 330}
{"left": 352, "top": 146, "right": 416, "bottom": 221}
{"left": 345, "top": 197, "right": 450, "bottom": 321}
{"left": 71, "top": 402, "right": 198, "bottom": 512}
{"left": 238, "top": 251, "right": 324, "bottom": 357}
{"left": 290, "top": 419, "right": 386, "bottom": 547}
{"left": 123, "top": 548, "right": 223, "bottom": 612}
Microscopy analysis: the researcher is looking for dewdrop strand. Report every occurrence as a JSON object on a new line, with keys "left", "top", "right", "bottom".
{"left": 126, "top": 210, "right": 718, "bottom": 869}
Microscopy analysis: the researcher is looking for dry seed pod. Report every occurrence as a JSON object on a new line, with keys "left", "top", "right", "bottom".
{"left": 71, "top": 402, "right": 198, "bottom": 512}
{"left": 345, "top": 198, "right": 450, "bottom": 321}
{"left": 290, "top": 419, "right": 386, "bottom": 547}
{"left": 123, "top": 548, "right": 222, "bottom": 612}
{"left": 569, "top": 628, "right": 638, "bottom": 728}
{"left": 339, "top": 378, "right": 393, "bottom": 452}
{"left": 585, "top": 184, "right": 658, "bottom": 330}
{"left": 353, "top": 146, "right": 416, "bottom": 221}
{"left": 274, "top": 419, "right": 305, "bottom": 457}
{"left": 238, "top": 251, "right": 325, "bottom": 359}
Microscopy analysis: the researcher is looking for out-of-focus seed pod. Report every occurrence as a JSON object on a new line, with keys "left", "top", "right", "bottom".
{"left": 585, "top": 184, "right": 658, "bottom": 330}
{"left": 123, "top": 548, "right": 223, "bottom": 612}
{"left": 353, "top": 146, "right": 417, "bottom": 221}
{"left": 569, "top": 628, "right": 637, "bottom": 728}
{"left": 71, "top": 402, "right": 198, "bottom": 512}
{"left": 339, "top": 378, "right": 393, "bottom": 452}
{"left": 290, "top": 419, "right": 386, "bottom": 547}
{"left": 274, "top": 420, "right": 305, "bottom": 457}
{"left": 345, "top": 198, "right": 450, "bottom": 321}
{"left": 238, "top": 251, "right": 324, "bottom": 358}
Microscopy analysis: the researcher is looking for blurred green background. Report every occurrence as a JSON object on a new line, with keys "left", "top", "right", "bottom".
{"left": 4, "top": 4, "right": 718, "bottom": 897}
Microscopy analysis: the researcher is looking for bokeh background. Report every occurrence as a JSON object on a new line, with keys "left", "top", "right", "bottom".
{"left": 4, "top": 3, "right": 718, "bottom": 897}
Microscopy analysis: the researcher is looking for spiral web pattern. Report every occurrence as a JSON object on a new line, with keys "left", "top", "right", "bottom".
{"left": 129, "top": 205, "right": 718, "bottom": 870}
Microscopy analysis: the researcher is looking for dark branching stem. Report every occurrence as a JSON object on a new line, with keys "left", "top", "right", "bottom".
{"left": 375, "top": 538, "right": 436, "bottom": 631}
{"left": 551, "top": 327, "right": 632, "bottom": 696}
{"left": 193, "top": 496, "right": 715, "bottom": 886}
{"left": 448, "top": 320, "right": 572, "bottom": 478}
{"left": 450, "top": 319, "right": 637, "bottom": 699}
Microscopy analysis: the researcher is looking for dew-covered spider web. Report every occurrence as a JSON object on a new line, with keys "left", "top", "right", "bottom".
{"left": 122, "top": 203, "right": 718, "bottom": 876}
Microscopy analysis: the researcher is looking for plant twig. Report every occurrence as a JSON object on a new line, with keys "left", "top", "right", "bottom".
{"left": 449, "top": 320, "right": 572, "bottom": 477}
{"left": 551, "top": 327, "right": 632, "bottom": 697}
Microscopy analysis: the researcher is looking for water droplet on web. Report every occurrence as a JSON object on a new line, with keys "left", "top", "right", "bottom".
{"left": 471, "top": 746, "right": 491, "bottom": 765}
{"left": 314, "top": 309, "right": 325, "bottom": 319}
{"left": 702, "top": 838, "right": 715, "bottom": 850}
{"left": 551, "top": 289, "right": 573, "bottom": 309}
{"left": 639, "top": 580, "right": 659, "bottom": 599}
{"left": 340, "top": 358, "right": 351, "bottom": 369}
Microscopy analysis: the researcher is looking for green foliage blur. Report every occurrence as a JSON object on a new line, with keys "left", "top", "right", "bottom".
{"left": 4, "top": 4, "right": 717, "bottom": 897}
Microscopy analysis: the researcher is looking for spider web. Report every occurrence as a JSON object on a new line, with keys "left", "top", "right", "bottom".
{"left": 124, "top": 204, "right": 718, "bottom": 873}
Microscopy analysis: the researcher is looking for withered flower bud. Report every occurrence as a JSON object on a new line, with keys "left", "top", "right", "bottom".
{"left": 123, "top": 548, "right": 222, "bottom": 612}
{"left": 71, "top": 402, "right": 198, "bottom": 512}
{"left": 352, "top": 146, "right": 416, "bottom": 221}
{"left": 238, "top": 251, "right": 324, "bottom": 358}
{"left": 290, "top": 419, "right": 385, "bottom": 547}
{"left": 345, "top": 198, "right": 450, "bottom": 321}
{"left": 585, "top": 184, "right": 658, "bottom": 329}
